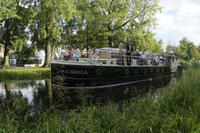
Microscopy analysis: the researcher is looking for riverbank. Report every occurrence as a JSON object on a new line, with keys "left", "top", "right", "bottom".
{"left": 0, "top": 67, "right": 50, "bottom": 80}
{"left": 182, "top": 61, "right": 200, "bottom": 69}
{"left": 0, "top": 68, "right": 200, "bottom": 132}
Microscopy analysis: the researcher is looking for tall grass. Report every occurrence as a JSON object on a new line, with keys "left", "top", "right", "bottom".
{"left": 0, "top": 67, "right": 50, "bottom": 80}
{"left": 1, "top": 68, "right": 200, "bottom": 132}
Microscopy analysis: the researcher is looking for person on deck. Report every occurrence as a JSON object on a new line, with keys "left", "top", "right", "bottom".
{"left": 82, "top": 48, "right": 87, "bottom": 57}
{"left": 65, "top": 46, "right": 74, "bottom": 60}
{"left": 119, "top": 41, "right": 125, "bottom": 65}
{"left": 126, "top": 42, "right": 133, "bottom": 66}
{"left": 72, "top": 47, "right": 81, "bottom": 61}
{"left": 52, "top": 52, "right": 57, "bottom": 59}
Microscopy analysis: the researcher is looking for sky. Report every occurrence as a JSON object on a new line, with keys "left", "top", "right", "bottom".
{"left": 154, "top": 0, "right": 200, "bottom": 49}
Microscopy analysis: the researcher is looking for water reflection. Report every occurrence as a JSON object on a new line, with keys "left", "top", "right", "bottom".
{"left": 0, "top": 73, "right": 180, "bottom": 112}
{"left": 52, "top": 74, "right": 174, "bottom": 109}
{"left": 0, "top": 80, "right": 44, "bottom": 105}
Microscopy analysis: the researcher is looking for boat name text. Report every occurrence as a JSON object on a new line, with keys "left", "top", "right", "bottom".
{"left": 66, "top": 69, "right": 88, "bottom": 75}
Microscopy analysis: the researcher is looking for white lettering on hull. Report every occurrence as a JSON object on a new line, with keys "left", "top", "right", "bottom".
{"left": 66, "top": 69, "right": 88, "bottom": 75}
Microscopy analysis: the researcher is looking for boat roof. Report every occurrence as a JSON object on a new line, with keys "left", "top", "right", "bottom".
{"left": 98, "top": 47, "right": 120, "bottom": 53}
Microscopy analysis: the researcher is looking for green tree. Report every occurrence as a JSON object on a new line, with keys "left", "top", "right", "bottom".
{"left": 177, "top": 37, "right": 198, "bottom": 60}
{"left": 142, "top": 31, "right": 162, "bottom": 53}
{"left": 0, "top": 1, "right": 17, "bottom": 68}
{"left": 60, "top": 0, "right": 109, "bottom": 49}
{"left": 15, "top": 44, "right": 37, "bottom": 64}
{"left": 97, "top": 0, "right": 161, "bottom": 47}
{"left": 128, "top": 29, "right": 163, "bottom": 53}
{"left": 0, "top": 0, "right": 18, "bottom": 22}
{"left": 197, "top": 44, "right": 200, "bottom": 53}
{"left": 0, "top": 0, "right": 33, "bottom": 68}
{"left": 31, "top": 0, "right": 74, "bottom": 67}
{"left": 67, "top": 0, "right": 161, "bottom": 48}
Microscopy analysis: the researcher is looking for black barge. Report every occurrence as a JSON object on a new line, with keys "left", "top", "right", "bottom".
{"left": 51, "top": 51, "right": 181, "bottom": 89}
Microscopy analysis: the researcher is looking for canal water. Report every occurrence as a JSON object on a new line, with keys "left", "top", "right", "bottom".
{"left": 0, "top": 72, "right": 180, "bottom": 113}
{"left": 0, "top": 73, "right": 179, "bottom": 112}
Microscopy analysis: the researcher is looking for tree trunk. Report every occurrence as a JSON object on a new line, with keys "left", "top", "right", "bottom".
{"left": 107, "top": 23, "right": 113, "bottom": 47}
{"left": 108, "top": 36, "right": 113, "bottom": 47}
{"left": 45, "top": 79, "right": 52, "bottom": 105}
{"left": 2, "top": 20, "right": 13, "bottom": 69}
{"left": 2, "top": 43, "right": 10, "bottom": 69}
{"left": 43, "top": 37, "right": 51, "bottom": 67}
{"left": 5, "top": 82, "right": 11, "bottom": 99}
{"left": 43, "top": 24, "right": 51, "bottom": 68}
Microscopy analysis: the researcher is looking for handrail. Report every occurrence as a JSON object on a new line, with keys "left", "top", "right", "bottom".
{"left": 51, "top": 46, "right": 180, "bottom": 66}
{"left": 51, "top": 53, "right": 171, "bottom": 67}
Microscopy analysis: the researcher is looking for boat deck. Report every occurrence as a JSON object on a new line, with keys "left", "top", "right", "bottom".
{"left": 51, "top": 57, "right": 168, "bottom": 67}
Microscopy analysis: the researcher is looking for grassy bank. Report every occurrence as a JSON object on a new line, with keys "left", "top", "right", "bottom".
{"left": 0, "top": 67, "right": 50, "bottom": 80}
{"left": 181, "top": 61, "right": 200, "bottom": 69}
{"left": 1, "top": 68, "right": 200, "bottom": 132}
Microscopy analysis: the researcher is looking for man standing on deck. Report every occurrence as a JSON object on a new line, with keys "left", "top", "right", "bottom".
{"left": 126, "top": 42, "right": 133, "bottom": 65}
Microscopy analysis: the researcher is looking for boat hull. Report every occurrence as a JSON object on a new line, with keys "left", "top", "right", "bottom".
{"left": 51, "top": 63, "right": 181, "bottom": 88}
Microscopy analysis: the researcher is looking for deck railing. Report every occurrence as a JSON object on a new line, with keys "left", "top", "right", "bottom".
{"left": 51, "top": 52, "right": 169, "bottom": 67}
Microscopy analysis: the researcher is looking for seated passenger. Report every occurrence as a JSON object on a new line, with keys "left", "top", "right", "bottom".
{"left": 52, "top": 52, "right": 57, "bottom": 59}
{"left": 72, "top": 47, "right": 81, "bottom": 61}
{"left": 134, "top": 52, "right": 141, "bottom": 59}
{"left": 65, "top": 47, "right": 74, "bottom": 60}
{"left": 151, "top": 55, "right": 159, "bottom": 65}
{"left": 81, "top": 48, "right": 87, "bottom": 57}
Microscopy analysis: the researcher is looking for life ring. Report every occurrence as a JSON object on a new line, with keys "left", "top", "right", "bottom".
{"left": 96, "top": 69, "right": 102, "bottom": 76}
